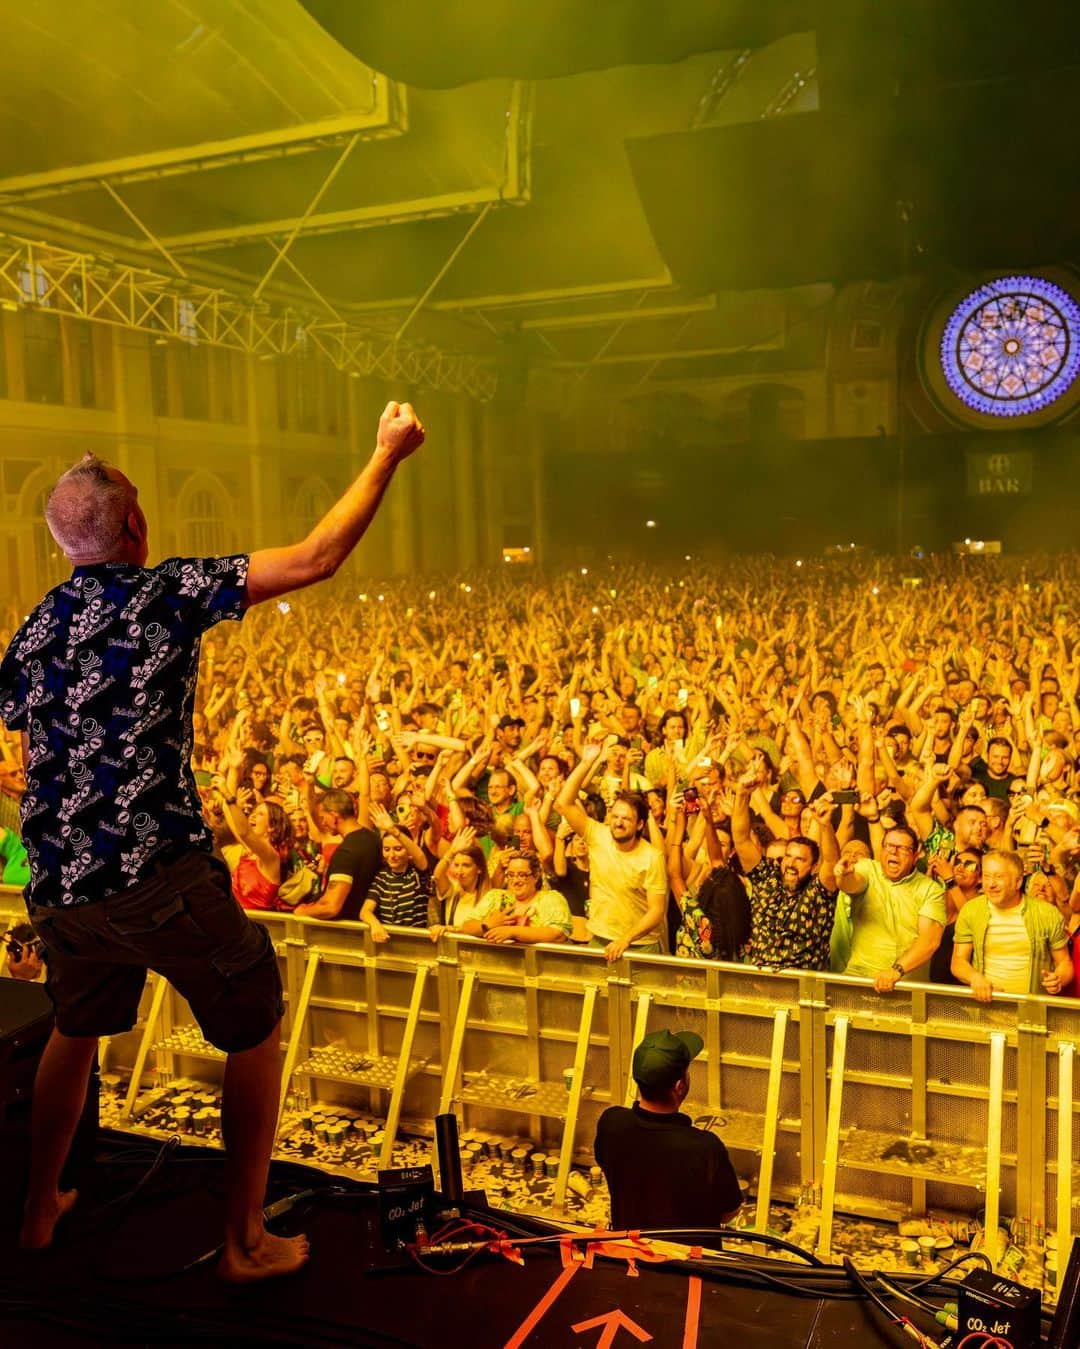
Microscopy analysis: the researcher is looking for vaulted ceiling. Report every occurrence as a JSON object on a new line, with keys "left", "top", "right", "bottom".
{"left": 1, "top": 1, "right": 1077, "bottom": 406}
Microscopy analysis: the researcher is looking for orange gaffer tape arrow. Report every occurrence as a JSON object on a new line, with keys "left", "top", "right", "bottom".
{"left": 571, "top": 1309, "right": 653, "bottom": 1349}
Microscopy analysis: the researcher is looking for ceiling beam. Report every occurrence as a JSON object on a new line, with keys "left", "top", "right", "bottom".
{"left": 0, "top": 91, "right": 405, "bottom": 203}
{"left": 0, "top": 231, "right": 497, "bottom": 399}
{"left": 521, "top": 296, "right": 715, "bottom": 330}
{"left": 160, "top": 80, "right": 533, "bottom": 254}
{"left": 546, "top": 342, "right": 782, "bottom": 367}
{"left": 286, "top": 275, "right": 677, "bottom": 318}
{"left": 430, "top": 274, "right": 676, "bottom": 313}
{"left": 160, "top": 187, "right": 506, "bottom": 252}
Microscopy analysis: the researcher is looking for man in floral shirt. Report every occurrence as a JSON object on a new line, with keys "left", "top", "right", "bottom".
{"left": 730, "top": 765, "right": 839, "bottom": 971}
{"left": 0, "top": 400, "right": 424, "bottom": 1278}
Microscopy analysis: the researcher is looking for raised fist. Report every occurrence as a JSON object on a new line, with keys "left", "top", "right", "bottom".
{"left": 377, "top": 401, "right": 425, "bottom": 462}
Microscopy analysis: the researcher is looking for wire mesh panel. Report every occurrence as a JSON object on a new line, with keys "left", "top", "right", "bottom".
{"left": 292, "top": 922, "right": 442, "bottom": 1128}
{"left": 824, "top": 981, "right": 1023, "bottom": 1221}
{"left": 624, "top": 956, "right": 809, "bottom": 1197}
{"left": 448, "top": 939, "right": 614, "bottom": 1160}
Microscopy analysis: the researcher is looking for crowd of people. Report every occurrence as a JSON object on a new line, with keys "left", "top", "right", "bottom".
{"left": 5, "top": 551, "right": 1080, "bottom": 1000}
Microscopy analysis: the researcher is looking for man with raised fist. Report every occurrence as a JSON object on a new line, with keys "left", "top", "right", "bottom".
{"left": 1, "top": 400, "right": 424, "bottom": 1279}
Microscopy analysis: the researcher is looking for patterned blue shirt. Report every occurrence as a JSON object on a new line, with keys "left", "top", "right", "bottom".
{"left": 0, "top": 555, "right": 249, "bottom": 908}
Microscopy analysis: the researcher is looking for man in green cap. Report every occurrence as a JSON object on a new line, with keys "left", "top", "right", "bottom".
{"left": 593, "top": 1029, "right": 742, "bottom": 1231}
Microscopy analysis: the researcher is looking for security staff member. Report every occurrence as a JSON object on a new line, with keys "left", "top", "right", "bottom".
{"left": 594, "top": 1029, "right": 742, "bottom": 1230}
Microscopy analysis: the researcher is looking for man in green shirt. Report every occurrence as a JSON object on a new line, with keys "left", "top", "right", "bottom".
{"left": 951, "top": 850, "right": 1072, "bottom": 1001}
{"left": 836, "top": 824, "right": 946, "bottom": 993}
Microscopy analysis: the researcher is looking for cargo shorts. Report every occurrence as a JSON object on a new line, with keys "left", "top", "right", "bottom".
{"left": 27, "top": 850, "right": 283, "bottom": 1053}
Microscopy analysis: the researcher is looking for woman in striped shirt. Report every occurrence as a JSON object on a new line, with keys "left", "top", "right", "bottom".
{"left": 360, "top": 803, "right": 430, "bottom": 942}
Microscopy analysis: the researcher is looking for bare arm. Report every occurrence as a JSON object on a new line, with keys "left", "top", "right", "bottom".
{"left": 784, "top": 702, "right": 821, "bottom": 800}
{"left": 555, "top": 745, "right": 601, "bottom": 837}
{"left": 833, "top": 855, "right": 868, "bottom": 897}
{"left": 951, "top": 939, "right": 994, "bottom": 1002}
{"left": 370, "top": 804, "right": 428, "bottom": 871}
{"left": 730, "top": 775, "right": 763, "bottom": 874}
{"left": 214, "top": 781, "right": 281, "bottom": 883}
{"left": 1043, "top": 942, "right": 1074, "bottom": 996}
{"left": 295, "top": 880, "right": 351, "bottom": 921}
{"left": 246, "top": 403, "right": 425, "bottom": 605}
{"left": 807, "top": 797, "right": 839, "bottom": 892}
{"left": 486, "top": 922, "right": 566, "bottom": 945}
{"left": 525, "top": 804, "right": 554, "bottom": 868}
{"left": 874, "top": 915, "right": 943, "bottom": 993}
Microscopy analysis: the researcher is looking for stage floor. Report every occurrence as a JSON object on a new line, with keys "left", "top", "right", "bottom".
{"left": 0, "top": 1123, "right": 959, "bottom": 1348}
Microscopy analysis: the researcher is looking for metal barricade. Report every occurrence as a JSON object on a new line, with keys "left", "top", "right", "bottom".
{"left": 2, "top": 882, "right": 1079, "bottom": 1254}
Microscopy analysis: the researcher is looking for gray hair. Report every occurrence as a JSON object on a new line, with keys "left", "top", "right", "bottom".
{"left": 44, "top": 453, "right": 133, "bottom": 561}
{"left": 982, "top": 849, "right": 1024, "bottom": 888}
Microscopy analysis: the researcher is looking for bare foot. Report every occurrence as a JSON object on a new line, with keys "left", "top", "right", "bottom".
{"left": 19, "top": 1188, "right": 78, "bottom": 1250}
{"left": 218, "top": 1230, "right": 310, "bottom": 1283}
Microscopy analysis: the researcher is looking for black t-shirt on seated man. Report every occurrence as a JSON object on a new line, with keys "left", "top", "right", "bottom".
{"left": 325, "top": 827, "right": 381, "bottom": 921}
{"left": 594, "top": 1104, "right": 742, "bottom": 1230}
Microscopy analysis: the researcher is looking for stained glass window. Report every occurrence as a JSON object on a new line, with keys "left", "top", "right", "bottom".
{"left": 940, "top": 275, "right": 1080, "bottom": 417}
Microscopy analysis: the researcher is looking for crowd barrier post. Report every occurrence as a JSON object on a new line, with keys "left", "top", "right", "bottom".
{"left": 908, "top": 987, "right": 929, "bottom": 1218}
{"left": 817, "top": 1013, "right": 849, "bottom": 1260}
{"left": 431, "top": 965, "right": 476, "bottom": 1188}
{"left": 1057, "top": 1041, "right": 1075, "bottom": 1268}
{"left": 754, "top": 1007, "right": 789, "bottom": 1234}
{"left": 554, "top": 981, "right": 598, "bottom": 1214}
{"left": 120, "top": 973, "right": 169, "bottom": 1121}
{"left": 984, "top": 1030, "right": 1007, "bottom": 1266}
{"left": 378, "top": 963, "right": 430, "bottom": 1170}
{"left": 623, "top": 991, "right": 652, "bottom": 1107}
{"left": 276, "top": 950, "right": 321, "bottom": 1131}
{"left": 803, "top": 971, "right": 829, "bottom": 1203}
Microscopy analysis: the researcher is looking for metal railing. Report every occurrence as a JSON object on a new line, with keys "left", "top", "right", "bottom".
{"left": 2, "top": 887, "right": 1078, "bottom": 1249}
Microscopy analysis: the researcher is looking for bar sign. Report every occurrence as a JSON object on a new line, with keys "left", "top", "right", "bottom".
{"left": 966, "top": 450, "right": 1033, "bottom": 497}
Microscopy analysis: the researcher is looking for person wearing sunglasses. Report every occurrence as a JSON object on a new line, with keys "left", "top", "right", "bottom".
{"left": 928, "top": 849, "right": 983, "bottom": 985}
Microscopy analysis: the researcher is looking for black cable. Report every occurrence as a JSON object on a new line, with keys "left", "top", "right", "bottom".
{"left": 844, "top": 1256, "right": 940, "bottom": 1348}
{"left": 906, "top": 1250, "right": 992, "bottom": 1291}
{"left": 96, "top": 1184, "right": 354, "bottom": 1285}
{"left": 874, "top": 1271, "right": 943, "bottom": 1319}
{"left": 462, "top": 1213, "right": 825, "bottom": 1268}
{"left": 626, "top": 1225, "right": 826, "bottom": 1266}
{"left": 50, "top": 1134, "right": 183, "bottom": 1249}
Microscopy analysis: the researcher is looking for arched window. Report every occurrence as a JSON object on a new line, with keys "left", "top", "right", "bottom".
{"left": 175, "top": 473, "right": 236, "bottom": 557}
